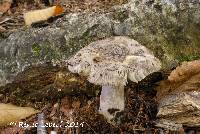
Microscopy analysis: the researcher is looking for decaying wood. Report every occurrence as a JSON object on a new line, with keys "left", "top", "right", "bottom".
{"left": 168, "top": 60, "right": 200, "bottom": 82}
{"left": 0, "top": 65, "right": 100, "bottom": 109}
{"left": 156, "top": 60, "right": 200, "bottom": 101}
{"left": 156, "top": 60, "right": 200, "bottom": 129}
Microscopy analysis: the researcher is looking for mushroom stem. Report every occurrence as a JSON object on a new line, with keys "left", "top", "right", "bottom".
{"left": 99, "top": 85, "right": 124, "bottom": 120}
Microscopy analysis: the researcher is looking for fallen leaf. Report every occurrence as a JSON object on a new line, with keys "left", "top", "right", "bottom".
{"left": 23, "top": 5, "right": 64, "bottom": 26}
{"left": 0, "top": 103, "right": 39, "bottom": 126}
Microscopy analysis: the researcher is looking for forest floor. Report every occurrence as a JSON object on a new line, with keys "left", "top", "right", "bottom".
{"left": 0, "top": 0, "right": 128, "bottom": 33}
{"left": 0, "top": 65, "right": 164, "bottom": 134}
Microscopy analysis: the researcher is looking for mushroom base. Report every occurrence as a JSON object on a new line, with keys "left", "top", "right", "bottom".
{"left": 99, "top": 85, "right": 124, "bottom": 122}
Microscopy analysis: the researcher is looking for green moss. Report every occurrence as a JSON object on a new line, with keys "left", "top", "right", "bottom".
{"left": 31, "top": 41, "right": 63, "bottom": 61}
{"left": 177, "top": 55, "right": 200, "bottom": 62}
{"left": 32, "top": 43, "right": 41, "bottom": 56}
{"left": 162, "top": 22, "right": 200, "bottom": 63}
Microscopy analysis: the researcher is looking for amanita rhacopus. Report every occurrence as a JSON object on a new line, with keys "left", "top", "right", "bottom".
{"left": 67, "top": 36, "right": 161, "bottom": 121}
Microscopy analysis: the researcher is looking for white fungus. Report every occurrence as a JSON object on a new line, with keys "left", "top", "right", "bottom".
{"left": 67, "top": 36, "right": 161, "bottom": 122}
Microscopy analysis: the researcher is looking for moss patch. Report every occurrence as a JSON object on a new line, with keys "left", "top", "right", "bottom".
{"left": 32, "top": 43, "right": 41, "bottom": 56}
{"left": 177, "top": 55, "right": 200, "bottom": 62}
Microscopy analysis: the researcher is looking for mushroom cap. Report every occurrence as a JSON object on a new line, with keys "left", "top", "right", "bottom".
{"left": 67, "top": 36, "right": 161, "bottom": 86}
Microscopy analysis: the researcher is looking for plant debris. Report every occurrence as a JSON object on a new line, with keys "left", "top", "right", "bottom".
{"left": 0, "top": 0, "right": 128, "bottom": 33}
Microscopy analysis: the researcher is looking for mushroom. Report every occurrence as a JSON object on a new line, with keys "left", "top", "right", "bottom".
{"left": 67, "top": 36, "right": 161, "bottom": 121}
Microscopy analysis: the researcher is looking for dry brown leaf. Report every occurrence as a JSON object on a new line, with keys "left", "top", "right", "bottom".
{"left": 23, "top": 5, "right": 64, "bottom": 26}
{"left": 0, "top": 103, "right": 39, "bottom": 127}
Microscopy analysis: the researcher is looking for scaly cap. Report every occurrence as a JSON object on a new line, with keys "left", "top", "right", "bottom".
{"left": 67, "top": 36, "right": 161, "bottom": 86}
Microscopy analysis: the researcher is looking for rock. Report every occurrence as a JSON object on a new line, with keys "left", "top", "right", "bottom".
{"left": 0, "top": 13, "right": 113, "bottom": 86}
{"left": 0, "top": 0, "right": 199, "bottom": 86}
{"left": 156, "top": 60, "right": 200, "bottom": 130}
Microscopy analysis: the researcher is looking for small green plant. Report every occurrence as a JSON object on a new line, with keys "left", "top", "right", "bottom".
{"left": 32, "top": 43, "right": 41, "bottom": 56}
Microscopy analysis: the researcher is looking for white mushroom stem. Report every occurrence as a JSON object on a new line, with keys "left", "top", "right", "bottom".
{"left": 99, "top": 85, "right": 125, "bottom": 120}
